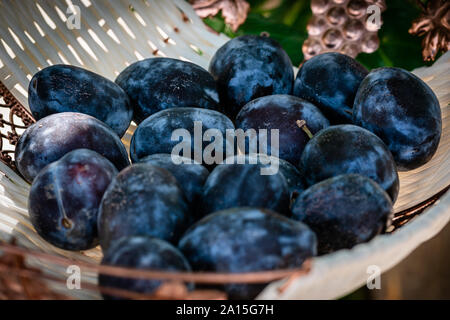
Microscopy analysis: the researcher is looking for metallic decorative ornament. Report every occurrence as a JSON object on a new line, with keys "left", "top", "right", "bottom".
{"left": 190, "top": 0, "right": 250, "bottom": 32}
{"left": 409, "top": 0, "right": 450, "bottom": 62}
{"left": 0, "top": 81, "right": 35, "bottom": 173}
{"left": 303, "top": 0, "right": 386, "bottom": 60}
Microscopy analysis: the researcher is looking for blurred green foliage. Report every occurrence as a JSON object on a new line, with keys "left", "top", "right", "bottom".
{"left": 203, "top": 0, "right": 434, "bottom": 70}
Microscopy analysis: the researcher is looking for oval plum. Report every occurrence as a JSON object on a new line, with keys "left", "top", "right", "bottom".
{"left": 210, "top": 35, "right": 294, "bottom": 118}
{"left": 292, "top": 174, "right": 393, "bottom": 254}
{"left": 294, "top": 52, "right": 368, "bottom": 124}
{"left": 29, "top": 65, "right": 132, "bottom": 137}
{"left": 29, "top": 149, "right": 118, "bottom": 250}
{"left": 353, "top": 67, "right": 442, "bottom": 170}
{"left": 299, "top": 125, "right": 399, "bottom": 202}
{"left": 178, "top": 207, "right": 317, "bottom": 299}
{"left": 130, "top": 107, "right": 235, "bottom": 166}
{"left": 99, "top": 236, "right": 192, "bottom": 300}
{"left": 98, "top": 164, "right": 189, "bottom": 251}
{"left": 15, "top": 112, "right": 130, "bottom": 183}
{"left": 116, "top": 58, "right": 220, "bottom": 124}
{"left": 200, "top": 155, "right": 290, "bottom": 218}
{"left": 250, "top": 154, "right": 306, "bottom": 206}
{"left": 235, "top": 94, "right": 329, "bottom": 165}
{"left": 139, "top": 154, "right": 209, "bottom": 214}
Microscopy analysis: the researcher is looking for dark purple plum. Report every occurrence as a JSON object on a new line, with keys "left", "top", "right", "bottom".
{"left": 300, "top": 125, "right": 399, "bottom": 202}
{"left": 28, "top": 149, "right": 117, "bottom": 251}
{"left": 292, "top": 174, "right": 393, "bottom": 255}
{"left": 294, "top": 52, "right": 368, "bottom": 124}
{"left": 98, "top": 164, "right": 189, "bottom": 251}
{"left": 235, "top": 95, "right": 329, "bottom": 165}
{"left": 178, "top": 207, "right": 317, "bottom": 299}
{"left": 116, "top": 58, "right": 220, "bottom": 124}
{"left": 139, "top": 154, "right": 209, "bottom": 215}
{"left": 15, "top": 112, "right": 130, "bottom": 183}
{"left": 240, "top": 154, "right": 305, "bottom": 207}
{"left": 99, "top": 236, "right": 192, "bottom": 300}
{"left": 200, "top": 155, "right": 290, "bottom": 218}
{"left": 130, "top": 107, "right": 235, "bottom": 167}
{"left": 209, "top": 35, "right": 294, "bottom": 119}
{"left": 29, "top": 65, "right": 132, "bottom": 137}
{"left": 353, "top": 67, "right": 442, "bottom": 171}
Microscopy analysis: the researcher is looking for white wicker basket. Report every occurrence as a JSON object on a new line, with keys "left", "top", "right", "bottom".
{"left": 0, "top": 0, "right": 448, "bottom": 299}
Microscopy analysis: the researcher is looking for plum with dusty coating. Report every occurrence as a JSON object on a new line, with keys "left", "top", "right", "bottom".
{"left": 235, "top": 94, "right": 329, "bottom": 165}
{"left": 300, "top": 125, "right": 399, "bottom": 202}
{"left": 236, "top": 154, "right": 305, "bottom": 207}
{"left": 29, "top": 65, "right": 132, "bottom": 137}
{"left": 294, "top": 52, "right": 368, "bottom": 124}
{"left": 99, "top": 236, "right": 192, "bottom": 300}
{"left": 98, "top": 164, "right": 189, "bottom": 251}
{"left": 28, "top": 149, "right": 117, "bottom": 251}
{"left": 210, "top": 35, "right": 294, "bottom": 118}
{"left": 292, "top": 174, "right": 393, "bottom": 254}
{"left": 116, "top": 58, "right": 220, "bottom": 124}
{"left": 15, "top": 112, "right": 130, "bottom": 183}
{"left": 130, "top": 107, "right": 235, "bottom": 166}
{"left": 353, "top": 67, "right": 442, "bottom": 170}
{"left": 178, "top": 207, "right": 317, "bottom": 299}
{"left": 200, "top": 155, "right": 290, "bottom": 218}
{"left": 139, "top": 154, "right": 209, "bottom": 215}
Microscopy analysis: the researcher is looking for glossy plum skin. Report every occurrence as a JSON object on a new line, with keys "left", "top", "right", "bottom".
{"left": 292, "top": 174, "right": 393, "bottom": 255}
{"left": 29, "top": 65, "right": 132, "bottom": 137}
{"left": 235, "top": 95, "right": 329, "bottom": 165}
{"left": 353, "top": 67, "right": 442, "bottom": 171}
{"left": 300, "top": 125, "right": 399, "bottom": 202}
{"left": 209, "top": 35, "right": 294, "bottom": 119}
{"left": 200, "top": 155, "right": 290, "bottom": 218}
{"left": 178, "top": 207, "right": 317, "bottom": 299}
{"left": 98, "top": 164, "right": 189, "bottom": 251}
{"left": 139, "top": 154, "right": 209, "bottom": 214}
{"left": 28, "top": 149, "right": 117, "bottom": 251}
{"left": 116, "top": 58, "right": 220, "bottom": 124}
{"left": 15, "top": 113, "right": 130, "bottom": 183}
{"left": 99, "top": 237, "right": 192, "bottom": 300}
{"left": 294, "top": 52, "right": 368, "bottom": 124}
{"left": 130, "top": 107, "right": 235, "bottom": 165}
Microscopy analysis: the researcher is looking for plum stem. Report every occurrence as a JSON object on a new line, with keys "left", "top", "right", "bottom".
{"left": 344, "top": 109, "right": 353, "bottom": 115}
{"left": 62, "top": 218, "right": 72, "bottom": 229}
{"left": 296, "top": 120, "right": 314, "bottom": 139}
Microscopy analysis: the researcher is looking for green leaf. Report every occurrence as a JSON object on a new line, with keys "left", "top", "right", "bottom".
{"left": 202, "top": 0, "right": 310, "bottom": 66}
{"left": 356, "top": 0, "right": 432, "bottom": 71}
{"left": 203, "top": 16, "right": 238, "bottom": 38}
{"left": 232, "top": 12, "right": 309, "bottom": 66}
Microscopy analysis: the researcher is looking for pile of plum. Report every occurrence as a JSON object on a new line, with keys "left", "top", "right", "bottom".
{"left": 18, "top": 35, "right": 441, "bottom": 299}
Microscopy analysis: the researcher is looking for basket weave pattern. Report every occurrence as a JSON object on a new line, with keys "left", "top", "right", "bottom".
{"left": 0, "top": 0, "right": 449, "bottom": 300}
